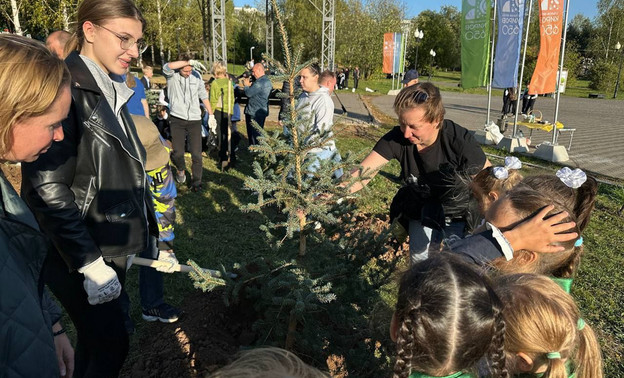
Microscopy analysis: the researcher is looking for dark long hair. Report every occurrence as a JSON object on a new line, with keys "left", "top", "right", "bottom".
{"left": 393, "top": 254, "right": 507, "bottom": 378}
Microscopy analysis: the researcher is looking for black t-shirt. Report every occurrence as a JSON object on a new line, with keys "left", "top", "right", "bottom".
{"left": 373, "top": 119, "right": 486, "bottom": 216}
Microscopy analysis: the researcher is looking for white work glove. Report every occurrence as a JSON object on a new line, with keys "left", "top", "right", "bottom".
{"left": 78, "top": 257, "right": 122, "bottom": 305}
{"left": 208, "top": 114, "right": 217, "bottom": 134}
{"left": 188, "top": 59, "right": 207, "bottom": 74}
{"left": 156, "top": 250, "right": 179, "bottom": 273}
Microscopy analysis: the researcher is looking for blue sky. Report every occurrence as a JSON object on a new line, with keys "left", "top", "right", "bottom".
{"left": 233, "top": 0, "right": 599, "bottom": 21}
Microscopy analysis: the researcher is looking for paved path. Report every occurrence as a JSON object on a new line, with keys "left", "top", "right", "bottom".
{"left": 370, "top": 92, "right": 624, "bottom": 180}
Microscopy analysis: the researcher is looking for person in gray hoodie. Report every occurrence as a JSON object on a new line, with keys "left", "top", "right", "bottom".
{"left": 295, "top": 63, "right": 342, "bottom": 178}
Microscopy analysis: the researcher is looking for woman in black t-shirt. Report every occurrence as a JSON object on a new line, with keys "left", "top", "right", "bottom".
{"left": 348, "top": 83, "right": 490, "bottom": 263}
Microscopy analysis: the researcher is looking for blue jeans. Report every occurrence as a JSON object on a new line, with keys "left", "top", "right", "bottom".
{"left": 246, "top": 114, "right": 266, "bottom": 145}
{"left": 139, "top": 235, "right": 164, "bottom": 310}
{"left": 408, "top": 219, "right": 466, "bottom": 264}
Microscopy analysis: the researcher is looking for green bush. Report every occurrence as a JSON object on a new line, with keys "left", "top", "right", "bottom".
{"left": 588, "top": 59, "right": 619, "bottom": 92}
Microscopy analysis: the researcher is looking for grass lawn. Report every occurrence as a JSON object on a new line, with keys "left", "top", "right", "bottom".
{"left": 116, "top": 117, "right": 624, "bottom": 376}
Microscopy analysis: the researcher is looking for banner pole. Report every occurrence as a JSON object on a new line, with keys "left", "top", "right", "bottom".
{"left": 552, "top": 0, "right": 571, "bottom": 145}
{"left": 513, "top": 0, "right": 534, "bottom": 138}
{"left": 486, "top": 0, "right": 498, "bottom": 128}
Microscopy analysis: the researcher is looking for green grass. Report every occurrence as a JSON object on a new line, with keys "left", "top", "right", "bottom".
{"left": 115, "top": 118, "right": 624, "bottom": 376}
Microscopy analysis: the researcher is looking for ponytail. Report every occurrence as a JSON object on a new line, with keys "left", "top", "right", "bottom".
{"left": 575, "top": 321, "right": 603, "bottom": 378}
{"left": 64, "top": 32, "right": 80, "bottom": 57}
{"left": 573, "top": 177, "right": 598, "bottom": 232}
{"left": 542, "top": 353, "right": 568, "bottom": 378}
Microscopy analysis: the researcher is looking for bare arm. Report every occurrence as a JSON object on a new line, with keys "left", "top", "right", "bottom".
{"left": 347, "top": 150, "right": 390, "bottom": 193}
{"left": 165, "top": 60, "right": 192, "bottom": 71}
{"left": 141, "top": 99, "right": 149, "bottom": 118}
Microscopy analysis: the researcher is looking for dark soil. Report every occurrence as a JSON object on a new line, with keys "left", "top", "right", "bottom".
{"left": 123, "top": 289, "right": 253, "bottom": 378}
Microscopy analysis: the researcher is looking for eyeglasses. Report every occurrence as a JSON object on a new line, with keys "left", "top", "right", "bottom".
{"left": 94, "top": 24, "right": 145, "bottom": 51}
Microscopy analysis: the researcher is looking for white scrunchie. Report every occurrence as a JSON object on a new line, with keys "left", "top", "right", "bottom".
{"left": 492, "top": 156, "right": 522, "bottom": 180}
{"left": 556, "top": 167, "right": 587, "bottom": 189}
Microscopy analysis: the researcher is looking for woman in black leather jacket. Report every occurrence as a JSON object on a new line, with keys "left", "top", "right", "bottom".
{"left": 0, "top": 35, "right": 74, "bottom": 378}
{"left": 21, "top": 0, "right": 157, "bottom": 376}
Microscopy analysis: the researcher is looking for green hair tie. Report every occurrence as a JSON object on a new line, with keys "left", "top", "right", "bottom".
{"left": 577, "top": 318, "right": 586, "bottom": 330}
{"left": 547, "top": 352, "right": 561, "bottom": 360}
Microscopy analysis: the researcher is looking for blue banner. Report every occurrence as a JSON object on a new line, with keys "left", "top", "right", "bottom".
{"left": 492, "top": 0, "right": 525, "bottom": 88}
{"left": 393, "top": 33, "right": 404, "bottom": 73}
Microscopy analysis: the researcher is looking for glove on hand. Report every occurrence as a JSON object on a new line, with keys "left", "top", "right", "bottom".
{"left": 208, "top": 115, "right": 217, "bottom": 134}
{"left": 188, "top": 59, "right": 207, "bottom": 74}
{"left": 78, "top": 257, "right": 121, "bottom": 305}
{"left": 156, "top": 250, "right": 179, "bottom": 273}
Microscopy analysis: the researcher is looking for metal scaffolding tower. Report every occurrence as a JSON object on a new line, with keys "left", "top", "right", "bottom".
{"left": 320, "top": 0, "right": 335, "bottom": 70}
{"left": 266, "top": 0, "right": 274, "bottom": 59}
{"left": 211, "top": 0, "right": 227, "bottom": 64}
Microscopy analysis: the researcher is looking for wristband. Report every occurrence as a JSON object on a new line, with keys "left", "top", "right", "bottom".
{"left": 53, "top": 328, "right": 66, "bottom": 337}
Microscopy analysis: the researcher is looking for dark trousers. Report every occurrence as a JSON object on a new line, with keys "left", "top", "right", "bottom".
{"left": 44, "top": 250, "right": 129, "bottom": 378}
{"left": 170, "top": 116, "right": 203, "bottom": 186}
{"left": 245, "top": 114, "right": 266, "bottom": 146}
{"left": 354, "top": 77, "right": 359, "bottom": 89}
{"left": 139, "top": 236, "right": 163, "bottom": 310}
{"left": 522, "top": 98, "right": 536, "bottom": 114}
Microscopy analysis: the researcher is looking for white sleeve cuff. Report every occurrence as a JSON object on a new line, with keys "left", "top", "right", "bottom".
{"left": 486, "top": 222, "right": 514, "bottom": 261}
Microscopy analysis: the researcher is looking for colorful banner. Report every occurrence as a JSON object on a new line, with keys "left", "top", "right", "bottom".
{"left": 383, "top": 32, "right": 404, "bottom": 74}
{"left": 383, "top": 33, "right": 394, "bottom": 74}
{"left": 492, "top": 0, "right": 525, "bottom": 88}
{"left": 529, "top": 0, "right": 564, "bottom": 94}
{"left": 461, "top": 0, "right": 491, "bottom": 88}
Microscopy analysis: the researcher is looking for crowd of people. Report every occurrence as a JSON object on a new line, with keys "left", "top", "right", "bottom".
{"left": 0, "top": 0, "right": 605, "bottom": 377}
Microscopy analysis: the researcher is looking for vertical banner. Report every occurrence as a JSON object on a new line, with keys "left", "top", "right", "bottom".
{"left": 461, "top": 0, "right": 492, "bottom": 88}
{"left": 383, "top": 33, "right": 395, "bottom": 74}
{"left": 492, "top": 0, "right": 525, "bottom": 88}
{"left": 394, "top": 33, "right": 405, "bottom": 74}
{"left": 529, "top": 0, "right": 564, "bottom": 94}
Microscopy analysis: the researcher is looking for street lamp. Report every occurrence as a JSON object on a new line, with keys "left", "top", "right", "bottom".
{"left": 614, "top": 41, "right": 623, "bottom": 98}
{"left": 414, "top": 28, "right": 424, "bottom": 70}
{"left": 250, "top": 46, "right": 255, "bottom": 65}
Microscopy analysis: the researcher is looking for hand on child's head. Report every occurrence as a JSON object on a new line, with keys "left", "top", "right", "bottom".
{"left": 505, "top": 205, "right": 578, "bottom": 253}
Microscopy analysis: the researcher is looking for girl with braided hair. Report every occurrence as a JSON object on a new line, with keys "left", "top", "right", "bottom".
{"left": 470, "top": 156, "right": 523, "bottom": 216}
{"left": 493, "top": 274, "right": 603, "bottom": 378}
{"left": 390, "top": 254, "right": 507, "bottom": 378}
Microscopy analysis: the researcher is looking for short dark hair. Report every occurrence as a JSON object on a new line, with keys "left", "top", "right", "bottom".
{"left": 305, "top": 62, "right": 321, "bottom": 77}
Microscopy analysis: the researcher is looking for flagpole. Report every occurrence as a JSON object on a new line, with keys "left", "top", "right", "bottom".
{"left": 513, "top": 0, "right": 534, "bottom": 138}
{"left": 486, "top": 0, "right": 498, "bottom": 128}
{"left": 552, "top": 0, "right": 571, "bottom": 145}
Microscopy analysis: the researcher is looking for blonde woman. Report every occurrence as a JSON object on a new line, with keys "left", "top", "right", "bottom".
{"left": 20, "top": 0, "right": 159, "bottom": 375}
{"left": 0, "top": 34, "right": 74, "bottom": 378}
{"left": 209, "top": 61, "right": 236, "bottom": 167}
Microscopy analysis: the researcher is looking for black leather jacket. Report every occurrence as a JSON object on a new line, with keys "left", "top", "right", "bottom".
{"left": 21, "top": 51, "right": 157, "bottom": 271}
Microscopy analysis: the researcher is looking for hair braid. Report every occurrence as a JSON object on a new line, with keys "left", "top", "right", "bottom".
{"left": 393, "top": 316, "right": 416, "bottom": 378}
{"left": 488, "top": 306, "right": 508, "bottom": 378}
{"left": 573, "top": 177, "right": 597, "bottom": 232}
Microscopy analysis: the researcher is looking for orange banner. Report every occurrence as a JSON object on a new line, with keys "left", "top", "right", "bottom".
{"left": 383, "top": 33, "right": 395, "bottom": 74}
{"left": 528, "top": 0, "right": 564, "bottom": 94}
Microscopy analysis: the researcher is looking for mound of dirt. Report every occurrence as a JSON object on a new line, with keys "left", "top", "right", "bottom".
{"left": 124, "top": 290, "right": 253, "bottom": 378}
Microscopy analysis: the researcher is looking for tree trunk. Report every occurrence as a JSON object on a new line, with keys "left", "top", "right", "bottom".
{"left": 10, "top": 0, "right": 22, "bottom": 35}
{"left": 284, "top": 312, "right": 298, "bottom": 350}
{"left": 61, "top": 1, "right": 70, "bottom": 31}
{"left": 157, "top": 0, "right": 166, "bottom": 66}
{"left": 151, "top": 45, "right": 155, "bottom": 66}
